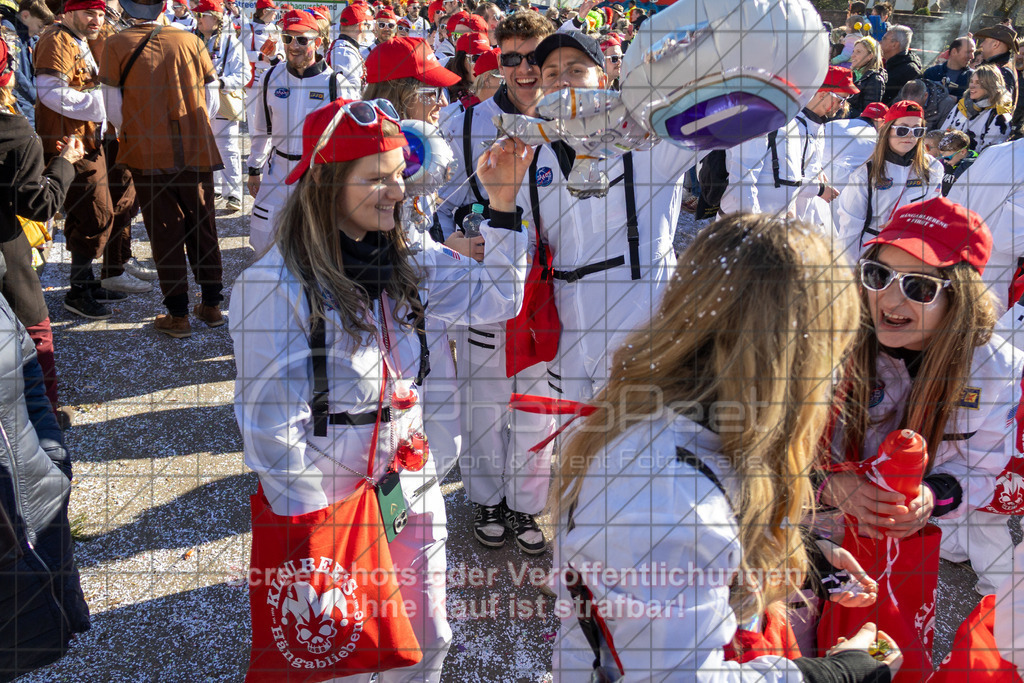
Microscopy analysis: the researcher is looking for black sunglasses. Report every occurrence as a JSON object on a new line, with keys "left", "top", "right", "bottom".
{"left": 500, "top": 51, "right": 538, "bottom": 67}
{"left": 282, "top": 34, "right": 316, "bottom": 45}
{"left": 859, "top": 259, "right": 950, "bottom": 305}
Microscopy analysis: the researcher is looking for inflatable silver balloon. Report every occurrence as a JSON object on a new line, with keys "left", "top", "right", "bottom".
{"left": 399, "top": 119, "right": 455, "bottom": 244}
{"left": 495, "top": 0, "right": 829, "bottom": 197}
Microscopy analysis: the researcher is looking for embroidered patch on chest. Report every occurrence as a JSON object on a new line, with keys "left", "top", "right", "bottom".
{"left": 536, "top": 167, "right": 553, "bottom": 187}
{"left": 309, "top": 91, "right": 325, "bottom": 101}
{"left": 906, "top": 178, "right": 923, "bottom": 188}
{"left": 960, "top": 386, "right": 982, "bottom": 410}
{"left": 274, "top": 87, "right": 290, "bottom": 98}
{"left": 869, "top": 380, "right": 886, "bottom": 408}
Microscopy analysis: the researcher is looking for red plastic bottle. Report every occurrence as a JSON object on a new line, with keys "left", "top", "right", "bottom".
{"left": 872, "top": 429, "right": 929, "bottom": 505}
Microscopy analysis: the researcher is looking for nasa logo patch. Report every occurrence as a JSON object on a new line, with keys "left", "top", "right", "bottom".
{"left": 877, "top": 178, "right": 893, "bottom": 190}
{"left": 536, "top": 167, "right": 553, "bottom": 187}
{"left": 441, "top": 246, "right": 462, "bottom": 261}
{"left": 869, "top": 380, "right": 885, "bottom": 408}
{"left": 274, "top": 87, "right": 290, "bottom": 99}
{"left": 310, "top": 91, "right": 325, "bottom": 101}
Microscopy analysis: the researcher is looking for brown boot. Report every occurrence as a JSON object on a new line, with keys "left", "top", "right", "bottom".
{"left": 154, "top": 314, "right": 192, "bottom": 338}
{"left": 193, "top": 303, "right": 226, "bottom": 328}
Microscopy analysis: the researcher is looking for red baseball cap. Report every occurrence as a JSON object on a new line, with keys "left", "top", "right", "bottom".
{"left": 0, "top": 40, "right": 10, "bottom": 89}
{"left": 280, "top": 3, "right": 293, "bottom": 8}
{"left": 463, "top": 14, "right": 487, "bottom": 32}
{"left": 472, "top": 47, "right": 500, "bottom": 76}
{"left": 884, "top": 99, "right": 925, "bottom": 122}
{"left": 192, "top": 0, "right": 222, "bottom": 11}
{"left": 286, "top": 98, "right": 408, "bottom": 185}
{"left": 445, "top": 10, "right": 470, "bottom": 32}
{"left": 255, "top": 0, "right": 276, "bottom": 10}
{"left": 600, "top": 33, "right": 621, "bottom": 51}
{"left": 281, "top": 8, "right": 319, "bottom": 32}
{"left": 365, "top": 36, "right": 460, "bottom": 86}
{"left": 376, "top": 7, "right": 396, "bottom": 20}
{"left": 820, "top": 66, "right": 859, "bottom": 95}
{"left": 456, "top": 31, "right": 489, "bottom": 55}
{"left": 860, "top": 102, "right": 889, "bottom": 120}
{"left": 865, "top": 197, "right": 993, "bottom": 275}
{"left": 339, "top": 3, "right": 371, "bottom": 24}
{"left": 427, "top": 0, "right": 442, "bottom": 22}
{"left": 397, "top": 15, "right": 411, "bottom": 27}
{"left": 64, "top": 0, "right": 106, "bottom": 10}
{"left": 309, "top": 5, "right": 330, "bottom": 21}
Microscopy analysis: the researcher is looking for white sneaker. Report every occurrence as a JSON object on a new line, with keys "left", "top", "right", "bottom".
{"left": 124, "top": 257, "right": 159, "bottom": 281}
{"left": 101, "top": 272, "right": 153, "bottom": 293}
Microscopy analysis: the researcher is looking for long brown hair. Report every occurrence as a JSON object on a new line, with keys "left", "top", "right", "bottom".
{"left": 869, "top": 118, "right": 932, "bottom": 189}
{"left": 555, "top": 213, "right": 860, "bottom": 622}
{"left": 840, "top": 244, "right": 996, "bottom": 467}
{"left": 274, "top": 140, "right": 426, "bottom": 341}
{"left": 362, "top": 76, "right": 421, "bottom": 118}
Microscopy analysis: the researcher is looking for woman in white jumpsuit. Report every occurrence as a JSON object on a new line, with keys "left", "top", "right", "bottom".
{"left": 231, "top": 99, "right": 532, "bottom": 681}
{"left": 823, "top": 197, "right": 1021, "bottom": 596}
{"left": 836, "top": 100, "right": 942, "bottom": 263}
{"left": 552, "top": 213, "right": 901, "bottom": 681}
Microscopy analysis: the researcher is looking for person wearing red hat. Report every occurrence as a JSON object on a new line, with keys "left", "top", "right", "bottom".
{"left": 470, "top": 45, "right": 501, "bottom": 102}
{"left": 231, "top": 97, "right": 533, "bottom": 681}
{"left": 372, "top": 6, "right": 396, "bottom": 44}
{"left": 473, "top": 0, "right": 503, "bottom": 44}
{"left": 246, "top": 8, "right": 346, "bottom": 253}
{"left": 447, "top": 31, "right": 489, "bottom": 101}
{"left": 825, "top": 196, "right": 1021, "bottom": 598}
{"left": 426, "top": 0, "right": 442, "bottom": 24}
{"left": 194, "top": 0, "right": 249, "bottom": 211}
{"left": 600, "top": 32, "right": 622, "bottom": 88}
{"left": 327, "top": 2, "right": 372, "bottom": 98}
{"left": 35, "top": 0, "right": 138, "bottom": 318}
{"left": 244, "top": 0, "right": 282, "bottom": 88}
{"left": 403, "top": 0, "right": 428, "bottom": 38}
{"left": 837, "top": 100, "right": 944, "bottom": 258}
{"left": 363, "top": 36, "right": 458, "bottom": 126}
{"left": 165, "top": 0, "right": 197, "bottom": 31}
{"left": 721, "top": 65, "right": 860, "bottom": 222}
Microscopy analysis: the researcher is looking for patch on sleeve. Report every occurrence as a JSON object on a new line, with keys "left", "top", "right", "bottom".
{"left": 440, "top": 246, "right": 462, "bottom": 261}
{"left": 960, "top": 386, "right": 982, "bottom": 410}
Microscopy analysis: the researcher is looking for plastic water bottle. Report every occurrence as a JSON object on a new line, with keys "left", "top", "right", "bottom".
{"left": 872, "top": 429, "right": 929, "bottom": 506}
{"left": 462, "top": 203, "right": 485, "bottom": 238}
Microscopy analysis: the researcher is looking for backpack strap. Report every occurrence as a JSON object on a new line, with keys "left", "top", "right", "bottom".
{"left": 623, "top": 152, "right": 641, "bottom": 281}
{"left": 304, "top": 287, "right": 331, "bottom": 438}
{"left": 262, "top": 63, "right": 276, "bottom": 136}
{"left": 463, "top": 105, "right": 486, "bottom": 204}
{"left": 119, "top": 26, "right": 164, "bottom": 93}
{"left": 861, "top": 160, "right": 875, "bottom": 240}
{"left": 329, "top": 71, "right": 338, "bottom": 102}
{"left": 768, "top": 129, "right": 803, "bottom": 189}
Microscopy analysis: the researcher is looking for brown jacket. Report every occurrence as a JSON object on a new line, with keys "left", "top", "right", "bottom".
{"left": 33, "top": 24, "right": 102, "bottom": 156}
{"left": 98, "top": 24, "right": 221, "bottom": 173}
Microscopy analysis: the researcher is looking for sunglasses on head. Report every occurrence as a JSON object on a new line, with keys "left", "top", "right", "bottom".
{"left": 378, "top": 21, "right": 396, "bottom": 29}
{"left": 282, "top": 33, "right": 317, "bottom": 45}
{"left": 606, "top": 54, "right": 622, "bottom": 63}
{"left": 892, "top": 125, "right": 926, "bottom": 138}
{"left": 859, "top": 259, "right": 951, "bottom": 304}
{"left": 313, "top": 98, "right": 401, "bottom": 159}
{"left": 499, "top": 51, "right": 537, "bottom": 67}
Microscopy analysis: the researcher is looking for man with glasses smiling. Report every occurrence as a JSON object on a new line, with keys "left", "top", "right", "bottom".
{"left": 246, "top": 9, "right": 344, "bottom": 253}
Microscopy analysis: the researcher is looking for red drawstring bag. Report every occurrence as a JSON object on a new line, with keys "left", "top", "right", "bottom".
{"left": 505, "top": 206, "right": 560, "bottom": 378}
{"left": 725, "top": 608, "right": 802, "bottom": 663}
{"left": 817, "top": 524, "right": 941, "bottom": 682}
{"left": 979, "top": 371, "right": 1024, "bottom": 515}
{"left": 245, "top": 364, "right": 422, "bottom": 681}
{"left": 928, "top": 594, "right": 1023, "bottom": 683}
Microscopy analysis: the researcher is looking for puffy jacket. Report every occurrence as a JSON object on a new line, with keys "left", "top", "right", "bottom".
{"left": 847, "top": 67, "right": 886, "bottom": 118}
{"left": 882, "top": 50, "right": 922, "bottom": 104}
{"left": 0, "top": 261, "right": 89, "bottom": 681}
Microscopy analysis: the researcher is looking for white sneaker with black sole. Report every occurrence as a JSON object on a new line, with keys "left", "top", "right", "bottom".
{"left": 501, "top": 502, "right": 546, "bottom": 554}
{"left": 101, "top": 272, "right": 153, "bottom": 293}
{"left": 124, "top": 257, "right": 159, "bottom": 281}
{"left": 472, "top": 502, "right": 507, "bottom": 548}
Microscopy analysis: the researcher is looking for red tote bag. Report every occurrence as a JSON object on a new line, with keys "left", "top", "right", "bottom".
{"left": 817, "top": 525, "right": 941, "bottom": 682}
{"left": 928, "top": 594, "right": 1023, "bottom": 683}
{"left": 505, "top": 204, "right": 560, "bottom": 378}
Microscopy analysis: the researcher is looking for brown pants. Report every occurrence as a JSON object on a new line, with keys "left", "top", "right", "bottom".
{"left": 62, "top": 149, "right": 114, "bottom": 259}
{"left": 100, "top": 139, "right": 139, "bottom": 280}
{"left": 132, "top": 170, "right": 223, "bottom": 317}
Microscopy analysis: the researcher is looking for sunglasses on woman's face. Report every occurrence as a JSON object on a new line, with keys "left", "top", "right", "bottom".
{"left": 397, "top": 25, "right": 410, "bottom": 33}
{"left": 415, "top": 86, "right": 444, "bottom": 103}
{"left": 859, "top": 259, "right": 950, "bottom": 304}
{"left": 282, "top": 33, "right": 316, "bottom": 45}
{"left": 499, "top": 51, "right": 537, "bottom": 67}
{"left": 891, "top": 125, "right": 926, "bottom": 138}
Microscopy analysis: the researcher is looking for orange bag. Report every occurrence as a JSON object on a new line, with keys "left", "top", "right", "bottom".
{"left": 928, "top": 594, "right": 1023, "bottom": 683}
{"left": 505, "top": 164, "right": 560, "bottom": 378}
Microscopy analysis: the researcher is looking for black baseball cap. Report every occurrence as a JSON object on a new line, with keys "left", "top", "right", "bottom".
{"left": 534, "top": 30, "right": 605, "bottom": 71}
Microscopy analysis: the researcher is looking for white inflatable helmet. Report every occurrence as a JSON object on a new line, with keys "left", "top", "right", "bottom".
{"left": 399, "top": 119, "right": 455, "bottom": 196}
{"left": 620, "top": 0, "right": 829, "bottom": 149}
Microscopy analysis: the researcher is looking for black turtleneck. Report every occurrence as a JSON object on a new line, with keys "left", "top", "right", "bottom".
{"left": 801, "top": 107, "right": 827, "bottom": 125}
{"left": 884, "top": 147, "right": 916, "bottom": 167}
{"left": 338, "top": 230, "right": 394, "bottom": 301}
{"left": 287, "top": 55, "right": 328, "bottom": 79}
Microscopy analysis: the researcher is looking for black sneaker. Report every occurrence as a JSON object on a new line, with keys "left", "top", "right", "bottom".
{"left": 472, "top": 503, "right": 506, "bottom": 548}
{"left": 64, "top": 288, "right": 112, "bottom": 320}
{"left": 501, "top": 502, "right": 547, "bottom": 555}
{"left": 92, "top": 286, "right": 128, "bottom": 303}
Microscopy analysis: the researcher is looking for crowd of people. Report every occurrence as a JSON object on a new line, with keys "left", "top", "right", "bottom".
{"left": 4, "top": 0, "right": 1024, "bottom": 679}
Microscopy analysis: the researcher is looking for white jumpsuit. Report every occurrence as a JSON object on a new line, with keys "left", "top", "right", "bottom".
{"left": 243, "top": 19, "right": 281, "bottom": 88}
{"left": 231, "top": 217, "right": 528, "bottom": 681}
{"left": 326, "top": 34, "right": 364, "bottom": 100}
{"left": 201, "top": 29, "right": 249, "bottom": 202}
{"left": 246, "top": 58, "right": 343, "bottom": 253}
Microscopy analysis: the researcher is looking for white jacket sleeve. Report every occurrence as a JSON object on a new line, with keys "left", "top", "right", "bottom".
{"left": 101, "top": 83, "right": 122, "bottom": 133}
{"left": 36, "top": 74, "right": 105, "bottom": 124}
{"left": 230, "top": 263, "right": 330, "bottom": 515}
{"left": 721, "top": 136, "right": 768, "bottom": 215}
{"left": 835, "top": 162, "right": 871, "bottom": 261}
{"left": 419, "top": 213, "right": 528, "bottom": 326}
{"left": 330, "top": 43, "right": 363, "bottom": 98}
{"left": 246, "top": 67, "right": 273, "bottom": 171}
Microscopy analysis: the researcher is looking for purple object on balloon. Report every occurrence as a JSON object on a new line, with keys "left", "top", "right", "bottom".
{"left": 662, "top": 92, "right": 787, "bottom": 150}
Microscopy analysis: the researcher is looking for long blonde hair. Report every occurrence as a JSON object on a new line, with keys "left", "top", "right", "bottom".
{"left": 274, "top": 138, "right": 426, "bottom": 341}
{"left": 869, "top": 118, "right": 932, "bottom": 189}
{"left": 854, "top": 36, "right": 883, "bottom": 72}
{"left": 839, "top": 244, "right": 996, "bottom": 467}
{"left": 972, "top": 63, "right": 1013, "bottom": 109}
{"left": 555, "top": 214, "right": 860, "bottom": 622}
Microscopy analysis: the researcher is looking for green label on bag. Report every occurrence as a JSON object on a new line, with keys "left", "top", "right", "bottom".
{"left": 377, "top": 471, "right": 407, "bottom": 543}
